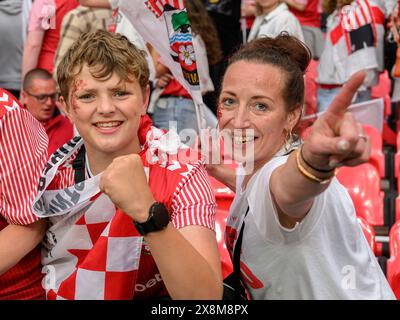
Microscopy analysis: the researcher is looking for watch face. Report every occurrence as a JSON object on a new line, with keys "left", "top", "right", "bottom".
{"left": 153, "top": 203, "right": 170, "bottom": 228}
{"left": 134, "top": 202, "right": 170, "bottom": 235}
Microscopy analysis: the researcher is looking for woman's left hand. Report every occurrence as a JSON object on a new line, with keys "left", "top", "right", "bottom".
{"left": 301, "top": 71, "right": 371, "bottom": 170}
{"left": 99, "top": 154, "right": 155, "bottom": 222}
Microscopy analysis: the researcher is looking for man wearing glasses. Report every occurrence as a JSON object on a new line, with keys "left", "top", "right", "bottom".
{"left": 22, "top": 68, "right": 73, "bottom": 155}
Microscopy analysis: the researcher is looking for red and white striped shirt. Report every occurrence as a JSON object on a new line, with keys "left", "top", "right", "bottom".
{"left": 0, "top": 88, "right": 48, "bottom": 299}
{"left": 41, "top": 142, "right": 216, "bottom": 299}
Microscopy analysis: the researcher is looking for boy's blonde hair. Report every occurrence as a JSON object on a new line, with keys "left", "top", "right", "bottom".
{"left": 57, "top": 30, "right": 150, "bottom": 101}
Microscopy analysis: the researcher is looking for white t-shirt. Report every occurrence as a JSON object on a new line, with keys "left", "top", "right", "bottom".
{"left": 226, "top": 156, "right": 395, "bottom": 300}
{"left": 248, "top": 3, "right": 304, "bottom": 42}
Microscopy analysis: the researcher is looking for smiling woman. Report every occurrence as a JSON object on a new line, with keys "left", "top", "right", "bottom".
{"left": 33, "top": 30, "right": 222, "bottom": 300}
{"left": 207, "top": 34, "right": 396, "bottom": 300}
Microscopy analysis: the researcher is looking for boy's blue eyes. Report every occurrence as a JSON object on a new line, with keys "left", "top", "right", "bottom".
{"left": 114, "top": 91, "right": 129, "bottom": 97}
{"left": 77, "top": 91, "right": 130, "bottom": 100}
{"left": 78, "top": 94, "right": 93, "bottom": 100}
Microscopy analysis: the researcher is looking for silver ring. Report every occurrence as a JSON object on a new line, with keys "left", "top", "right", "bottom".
{"left": 358, "top": 134, "right": 368, "bottom": 142}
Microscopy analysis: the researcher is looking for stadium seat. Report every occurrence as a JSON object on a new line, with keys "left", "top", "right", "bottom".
{"left": 387, "top": 221, "right": 400, "bottom": 299}
{"left": 395, "top": 195, "right": 400, "bottom": 223}
{"left": 395, "top": 132, "right": 400, "bottom": 191}
{"left": 358, "top": 217, "right": 377, "bottom": 255}
{"left": 363, "top": 124, "right": 385, "bottom": 178}
{"left": 301, "top": 124, "right": 385, "bottom": 178}
{"left": 371, "top": 70, "right": 392, "bottom": 117}
{"left": 210, "top": 175, "right": 235, "bottom": 211}
{"left": 336, "top": 164, "right": 384, "bottom": 227}
{"left": 394, "top": 133, "right": 400, "bottom": 223}
{"left": 304, "top": 60, "right": 318, "bottom": 116}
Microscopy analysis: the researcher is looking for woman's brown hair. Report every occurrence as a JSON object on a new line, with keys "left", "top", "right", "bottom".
{"left": 225, "top": 33, "right": 312, "bottom": 135}
{"left": 228, "top": 33, "right": 311, "bottom": 114}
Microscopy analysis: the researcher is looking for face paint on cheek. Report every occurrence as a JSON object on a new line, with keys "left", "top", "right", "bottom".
{"left": 217, "top": 105, "right": 222, "bottom": 120}
{"left": 69, "top": 79, "right": 87, "bottom": 111}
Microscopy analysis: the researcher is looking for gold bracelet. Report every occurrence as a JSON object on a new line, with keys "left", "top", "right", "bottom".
{"left": 298, "top": 145, "right": 335, "bottom": 178}
{"left": 295, "top": 148, "right": 336, "bottom": 184}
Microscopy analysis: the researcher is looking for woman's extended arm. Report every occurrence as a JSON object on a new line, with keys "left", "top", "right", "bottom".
{"left": 270, "top": 72, "right": 370, "bottom": 225}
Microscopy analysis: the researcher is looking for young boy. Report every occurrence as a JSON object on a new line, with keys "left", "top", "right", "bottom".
{"left": 32, "top": 30, "right": 222, "bottom": 300}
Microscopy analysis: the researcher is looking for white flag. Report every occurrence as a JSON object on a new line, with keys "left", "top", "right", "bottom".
{"left": 117, "top": 0, "right": 206, "bottom": 130}
{"left": 302, "top": 98, "right": 384, "bottom": 132}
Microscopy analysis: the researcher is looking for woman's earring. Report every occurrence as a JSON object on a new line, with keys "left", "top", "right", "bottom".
{"left": 284, "top": 128, "right": 293, "bottom": 152}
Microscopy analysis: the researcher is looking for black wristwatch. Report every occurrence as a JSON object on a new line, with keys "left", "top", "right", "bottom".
{"left": 134, "top": 202, "right": 170, "bottom": 235}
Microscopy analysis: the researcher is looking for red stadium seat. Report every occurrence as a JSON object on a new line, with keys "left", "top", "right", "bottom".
{"left": 371, "top": 70, "right": 392, "bottom": 117}
{"left": 304, "top": 60, "right": 318, "bottom": 116}
{"left": 395, "top": 132, "right": 400, "bottom": 190}
{"left": 209, "top": 175, "right": 235, "bottom": 211}
{"left": 395, "top": 133, "right": 400, "bottom": 223}
{"left": 336, "top": 164, "right": 384, "bottom": 226}
{"left": 363, "top": 124, "right": 385, "bottom": 178}
{"left": 387, "top": 221, "right": 400, "bottom": 299}
{"left": 358, "top": 217, "right": 377, "bottom": 254}
{"left": 395, "top": 197, "right": 400, "bottom": 223}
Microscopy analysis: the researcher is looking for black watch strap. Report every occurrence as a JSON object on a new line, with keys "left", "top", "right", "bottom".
{"left": 134, "top": 202, "right": 170, "bottom": 235}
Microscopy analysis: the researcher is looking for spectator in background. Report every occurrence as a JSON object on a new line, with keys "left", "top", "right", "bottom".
{"left": 0, "top": 88, "right": 48, "bottom": 300}
{"left": 22, "top": 69, "right": 73, "bottom": 155}
{"left": 248, "top": 0, "right": 304, "bottom": 42}
{"left": 203, "top": 0, "right": 242, "bottom": 114}
{"left": 21, "top": 0, "right": 79, "bottom": 83}
{"left": 53, "top": 5, "right": 112, "bottom": 80}
{"left": 317, "top": 0, "right": 384, "bottom": 112}
{"left": 285, "top": 0, "right": 324, "bottom": 59}
{"left": 0, "top": 0, "right": 32, "bottom": 98}
{"left": 203, "top": 0, "right": 242, "bottom": 58}
{"left": 78, "top": 0, "right": 157, "bottom": 84}
{"left": 241, "top": 0, "right": 257, "bottom": 41}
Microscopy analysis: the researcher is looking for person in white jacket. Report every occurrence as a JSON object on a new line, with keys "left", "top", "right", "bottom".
{"left": 248, "top": 0, "right": 304, "bottom": 42}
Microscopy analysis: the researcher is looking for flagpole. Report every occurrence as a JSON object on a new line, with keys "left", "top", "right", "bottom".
{"left": 194, "top": 101, "right": 206, "bottom": 133}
